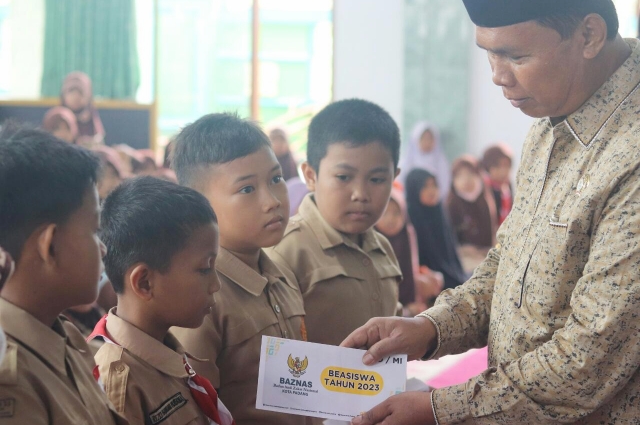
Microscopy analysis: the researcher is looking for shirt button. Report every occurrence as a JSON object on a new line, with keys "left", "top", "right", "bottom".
{"left": 115, "top": 365, "right": 126, "bottom": 373}
{"left": 362, "top": 258, "right": 370, "bottom": 266}
{"left": 372, "top": 292, "right": 380, "bottom": 300}
{"left": 274, "top": 305, "right": 281, "bottom": 314}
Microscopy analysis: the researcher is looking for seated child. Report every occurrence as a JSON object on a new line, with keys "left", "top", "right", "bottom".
{"left": 93, "top": 145, "right": 127, "bottom": 201}
{"left": 170, "top": 113, "right": 307, "bottom": 425}
{"left": 375, "top": 186, "right": 444, "bottom": 315}
{"left": 0, "top": 125, "right": 125, "bottom": 424}
{"left": 267, "top": 98, "right": 403, "bottom": 347}
{"left": 482, "top": 144, "right": 513, "bottom": 226}
{"left": 42, "top": 106, "right": 79, "bottom": 143}
{"left": 446, "top": 156, "right": 498, "bottom": 272}
{"left": 89, "top": 176, "right": 234, "bottom": 425}
{"left": 405, "top": 168, "right": 468, "bottom": 290}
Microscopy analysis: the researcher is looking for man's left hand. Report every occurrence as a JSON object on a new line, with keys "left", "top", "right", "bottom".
{"left": 351, "top": 391, "right": 436, "bottom": 425}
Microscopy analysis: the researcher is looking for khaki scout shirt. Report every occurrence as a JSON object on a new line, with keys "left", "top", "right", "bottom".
{"left": 172, "top": 248, "right": 308, "bottom": 425}
{"left": 267, "top": 194, "right": 402, "bottom": 347}
{"left": 93, "top": 310, "right": 212, "bottom": 425}
{"left": 422, "top": 39, "right": 640, "bottom": 425}
{"left": 0, "top": 297, "right": 126, "bottom": 425}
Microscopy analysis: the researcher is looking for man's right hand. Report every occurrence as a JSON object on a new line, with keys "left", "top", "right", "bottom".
{"left": 340, "top": 316, "right": 438, "bottom": 365}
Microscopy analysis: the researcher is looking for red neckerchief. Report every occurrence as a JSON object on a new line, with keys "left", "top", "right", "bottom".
{"left": 89, "top": 315, "right": 235, "bottom": 425}
{"left": 488, "top": 178, "right": 512, "bottom": 225}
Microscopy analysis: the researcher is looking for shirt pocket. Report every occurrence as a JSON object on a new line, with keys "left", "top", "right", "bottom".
{"left": 523, "top": 218, "right": 586, "bottom": 326}
{"left": 303, "top": 265, "right": 366, "bottom": 290}
{"left": 225, "top": 308, "right": 279, "bottom": 347}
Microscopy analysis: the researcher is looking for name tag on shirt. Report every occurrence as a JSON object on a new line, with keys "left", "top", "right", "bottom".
{"left": 256, "top": 336, "right": 407, "bottom": 421}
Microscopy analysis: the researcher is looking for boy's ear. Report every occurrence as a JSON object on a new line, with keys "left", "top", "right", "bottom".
{"left": 128, "top": 264, "right": 154, "bottom": 301}
{"left": 36, "top": 224, "right": 57, "bottom": 266}
{"left": 301, "top": 162, "right": 317, "bottom": 192}
{"left": 394, "top": 167, "right": 401, "bottom": 180}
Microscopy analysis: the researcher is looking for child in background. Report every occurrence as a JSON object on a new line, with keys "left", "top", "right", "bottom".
{"left": 42, "top": 106, "right": 79, "bottom": 143}
{"left": 89, "top": 176, "right": 234, "bottom": 425}
{"left": 375, "top": 187, "right": 444, "bottom": 315}
{"left": 267, "top": 98, "right": 402, "bottom": 351}
{"left": 0, "top": 125, "right": 125, "bottom": 424}
{"left": 446, "top": 156, "right": 497, "bottom": 271}
{"left": 93, "top": 145, "right": 127, "bottom": 201}
{"left": 60, "top": 71, "right": 105, "bottom": 146}
{"left": 405, "top": 168, "right": 467, "bottom": 290}
{"left": 399, "top": 121, "right": 451, "bottom": 199}
{"left": 482, "top": 144, "right": 513, "bottom": 226}
{"left": 268, "top": 126, "right": 299, "bottom": 181}
{"left": 170, "top": 113, "right": 307, "bottom": 425}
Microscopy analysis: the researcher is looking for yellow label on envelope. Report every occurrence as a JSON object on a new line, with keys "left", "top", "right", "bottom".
{"left": 320, "top": 366, "right": 383, "bottom": 395}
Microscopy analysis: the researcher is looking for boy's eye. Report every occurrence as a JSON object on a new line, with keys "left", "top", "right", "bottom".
{"left": 272, "top": 175, "right": 284, "bottom": 184}
{"left": 198, "top": 267, "right": 213, "bottom": 276}
{"left": 336, "top": 175, "right": 350, "bottom": 182}
{"left": 371, "top": 177, "right": 387, "bottom": 184}
{"left": 239, "top": 186, "right": 255, "bottom": 194}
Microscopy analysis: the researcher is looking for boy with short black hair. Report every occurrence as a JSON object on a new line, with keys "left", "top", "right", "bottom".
{"left": 267, "top": 98, "right": 403, "bottom": 348}
{"left": 171, "top": 113, "right": 307, "bottom": 425}
{"left": 89, "top": 176, "right": 234, "bottom": 425}
{"left": 0, "top": 126, "right": 126, "bottom": 425}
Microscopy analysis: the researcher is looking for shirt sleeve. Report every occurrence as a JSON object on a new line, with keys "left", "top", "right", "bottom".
{"left": 432, "top": 166, "right": 640, "bottom": 424}
{"left": 171, "top": 314, "right": 222, "bottom": 389}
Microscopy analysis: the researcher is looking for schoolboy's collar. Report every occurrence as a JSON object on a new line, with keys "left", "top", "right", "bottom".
{"left": 215, "top": 248, "right": 294, "bottom": 296}
{"left": 0, "top": 297, "right": 84, "bottom": 376}
{"left": 102, "top": 309, "right": 203, "bottom": 378}
{"left": 298, "top": 194, "right": 389, "bottom": 256}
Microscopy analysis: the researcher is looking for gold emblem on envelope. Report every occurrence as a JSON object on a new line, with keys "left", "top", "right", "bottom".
{"left": 576, "top": 174, "right": 590, "bottom": 195}
{"left": 288, "top": 354, "right": 308, "bottom": 378}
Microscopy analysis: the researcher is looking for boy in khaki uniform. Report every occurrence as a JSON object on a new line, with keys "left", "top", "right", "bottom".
{"left": 267, "top": 99, "right": 403, "bottom": 347}
{"left": 0, "top": 127, "right": 126, "bottom": 425}
{"left": 170, "top": 114, "right": 308, "bottom": 425}
{"left": 89, "top": 177, "right": 234, "bottom": 425}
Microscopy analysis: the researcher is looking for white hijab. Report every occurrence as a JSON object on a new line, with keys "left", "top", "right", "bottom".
{"left": 400, "top": 121, "right": 451, "bottom": 199}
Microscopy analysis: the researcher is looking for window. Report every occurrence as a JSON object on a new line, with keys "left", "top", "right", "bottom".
{"left": 155, "top": 0, "right": 333, "bottom": 157}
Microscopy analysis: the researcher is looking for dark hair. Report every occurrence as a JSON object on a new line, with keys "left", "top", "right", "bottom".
{"left": 405, "top": 168, "right": 437, "bottom": 207}
{"left": 0, "top": 124, "right": 99, "bottom": 262}
{"left": 100, "top": 176, "right": 217, "bottom": 293}
{"left": 306, "top": 99, "right": 401, "bottom": 172}
{"left": 171, "top": 113, "right": 271, "bottom": 187}
{"left": 536, "top": 3, "right": 619, "bottom": 40}
{"left": 482, "top": 145, "right": 512, "bottom": 171}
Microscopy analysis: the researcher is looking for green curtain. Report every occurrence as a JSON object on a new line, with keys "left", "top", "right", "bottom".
{"left": 41, "top": 0, "right": 140, "bottom": 99}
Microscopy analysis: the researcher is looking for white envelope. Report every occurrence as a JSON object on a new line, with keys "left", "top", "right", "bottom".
{"left": 256, "top": 336, "right": 407, "bottom": 421}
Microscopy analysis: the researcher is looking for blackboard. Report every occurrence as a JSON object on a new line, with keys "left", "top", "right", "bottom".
{"left": 0, "top": 99, "right": 156, "bottom": 150}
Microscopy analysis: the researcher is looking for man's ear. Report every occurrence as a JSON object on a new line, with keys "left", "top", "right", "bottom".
{"left": 127, "top": 264, "right": 154, "bottom": 301}
{"left": 580, "top": 13, "right": 608, "bottom": 60}
{"left": 301, "top": 162, "right": 317, "bottom": 192}
{"left": 36, "top": 224, "right": 57, "bottom": 267}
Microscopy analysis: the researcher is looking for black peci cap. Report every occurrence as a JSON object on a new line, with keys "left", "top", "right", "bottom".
{"left": 462, "top": 0, "right": 618, "bottom": 31}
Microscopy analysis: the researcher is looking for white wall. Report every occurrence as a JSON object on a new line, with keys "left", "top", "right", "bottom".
{"left": 467, "top": 39, "right": 534, "bottom": 171}
{"left": 332, "top": 0, "right": 405, "bottom": 131}
{"left": 6, "top": 0, "right": 44, "bottom": 98}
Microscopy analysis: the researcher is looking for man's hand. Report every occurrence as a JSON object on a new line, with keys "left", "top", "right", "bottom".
{"left": 340, "top": 316, "right": 438, "bottom": 365}
{"left": 351, "top": 391, "right": 436, "bottom": 425}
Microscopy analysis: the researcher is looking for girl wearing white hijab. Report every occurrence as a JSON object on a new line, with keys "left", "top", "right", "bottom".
{"left": 399, "top": 121, "right": 451, "bottom": 199}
